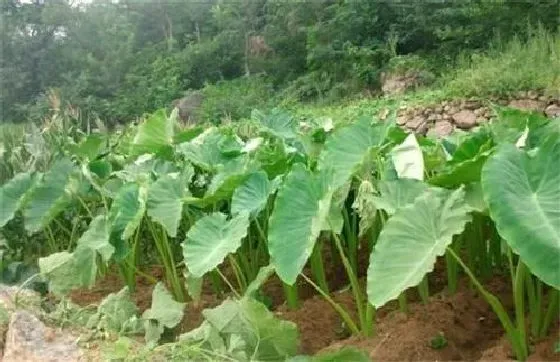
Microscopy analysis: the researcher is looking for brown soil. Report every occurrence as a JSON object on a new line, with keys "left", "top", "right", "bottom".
{"left": 479, "top": 330, "right": 560, "bottom": 361}
{"left": 69, "top": 266, "right": 163, "bottom": 312}
{"left": 279, "top": 276, "right": 558, "bottom": 361}
{"left": 67, "top": 259, "right": 559, "bottom": 362}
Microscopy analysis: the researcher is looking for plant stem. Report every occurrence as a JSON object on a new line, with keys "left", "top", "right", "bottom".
{"left": 398, "top": 292, "right": 408, "bottom": 313}
{"left": 525, "top": 273, "right": 540, "bottom": 338}
{"left": 445, "top": 237, "right": 459, "bottom": 294}
{"left": 310, "top": 240, "right": 329, "bottom": 293}
{"left": 332, "top": 231, "right": 367, "bottom": 334}
{"left": 417, "top": 275, "right": 430, "bottom": 304}
{"left": 210, "top": 270, "right": 224, "bottom": 296}
{"left": 283, "top": 282, "right": 299, "bottom": 310}
{"left": 44, "top": 226, "right": 58, "bottom": 253}
{"left": 342, "top": 208, "right": 358, "bottom": 275}
{"left": 301, "top": 273, "right": 360, "bottom": 335}
{"left": 364, "top": 302, "right": 375, "bottom": 337}
{"left": 216, "top": 267, "right": 240, "bottom": 298}
{"left": 514, "top": 261, "right": 528, "bottom": 358}
{"left": 539, "top": 289, "right": 559, "bottom": 338}
{"left": 77, "top": 196, "right": 95, "bottom": 219}
{"left": 228, "top": 255, "right": 247, "bottom": 293}
{"left": 447, "top": 247, "right": 527, "bottom": 361}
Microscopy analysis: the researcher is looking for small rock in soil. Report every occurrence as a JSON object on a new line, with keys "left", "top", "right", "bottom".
{"left": 508, "top": 99, "right": 546, "bottom": 112}
{"left": 462, "top": 100, "right": 481, "bottom": 110}
{"left": 473, "top": 107, "right": 485, "bottom": 116}
{"left": 545, "top": 104, "right": 560, "bottom": 118}
{"left": 432, "top": 120, "right": 454, "bottom": 137}
{"left": 452, "top": 110, "right": 477, "bottom": 129}
{"left": 396, "top": 115, "right": 408, "bottom": 126}
{"left": 3, "top": 311, "right": 82, "bottom": 362}
{"left": 527, "top": 90, "right": 539, "bottom": 100}
{"left": 406, "top": 116, "right": 428, "bottom": 133}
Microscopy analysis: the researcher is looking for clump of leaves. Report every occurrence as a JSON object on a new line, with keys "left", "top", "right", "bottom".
{"left": 86, "top": 287, "right": 143, "bottom": 337}
{"left": 429, "top": 332, "right": 448, "bottom": 350}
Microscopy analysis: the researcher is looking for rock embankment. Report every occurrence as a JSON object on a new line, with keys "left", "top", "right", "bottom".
{"left": 389, "top": 91, "right": 559, "bottom": 137}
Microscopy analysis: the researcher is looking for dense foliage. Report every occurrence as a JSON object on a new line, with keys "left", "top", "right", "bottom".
{"left": 0, "top": 101, "right": 558, "bottom": 360}
{"left": 2, "top": 0, "right": 557, "bottom": 123}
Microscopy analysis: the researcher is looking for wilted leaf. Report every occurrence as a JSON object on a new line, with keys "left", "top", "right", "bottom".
{"left": 203, "top": 297, "right": 299, "bottom": 360}
{"left": 142, "top": 282, "right": 185, "bottom": 345}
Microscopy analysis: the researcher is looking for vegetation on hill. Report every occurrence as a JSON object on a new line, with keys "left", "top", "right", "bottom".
{"left": 2, "top": 0, "right": 558, "bottom": 124}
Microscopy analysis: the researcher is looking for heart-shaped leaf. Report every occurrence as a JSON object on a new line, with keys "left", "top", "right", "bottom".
{"left": 482, "top": 136, "right": 560, "bottom": 288}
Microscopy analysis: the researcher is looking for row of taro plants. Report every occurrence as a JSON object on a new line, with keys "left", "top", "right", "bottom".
{"left": 0, "top": 105, "right": 558, "bottom": 361}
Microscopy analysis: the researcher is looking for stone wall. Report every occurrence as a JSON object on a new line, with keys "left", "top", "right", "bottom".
{"left": 389, "top": 91, "right": 560, "bottom": 137}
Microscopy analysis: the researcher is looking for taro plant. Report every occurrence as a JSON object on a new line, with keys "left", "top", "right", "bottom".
{"left": 366, "top": 111, "right": 560, "bottom": 361}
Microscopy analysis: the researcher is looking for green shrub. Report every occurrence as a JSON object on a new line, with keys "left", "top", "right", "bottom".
{"left": 197, "top": 76, "right": 276, "bottom": 124}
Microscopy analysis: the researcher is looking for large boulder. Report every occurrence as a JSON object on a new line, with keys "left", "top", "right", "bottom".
{"left": 545, "top": 104, "right": 560, "bottom": 118}
{"left": 452, "top": 110, "right": 477, "bottom": 129}
{"left": 3, "top": 311, "right": 83, "bottom": 362}
{"left": 381, "top": 72, "right": 421, "bottom": 96}
{"left": 172, "top": 91, "right": 204, "bottom": 125}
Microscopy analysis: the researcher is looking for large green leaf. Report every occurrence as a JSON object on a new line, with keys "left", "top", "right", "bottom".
{"left": 391, "top": 133, "right": 424, "bottom": 180}
{"left": 203, "top": 155, "right": 258, "bottom": 203}
{"left": 182, "top": 212, "right": 250, "bottom": 277}
{"left": 177, "top": 128, "right": 230, "bottom": 171}
{"left": 429, "top": 129, "right": 493, "bottom": 187}
{"left": 482, "top": 137, "right": 560, "bottom": 288}
{"left": 231, "top": 171, "right": 277, "bottom": 218}
{"left": 252, "top": 109, "right": 297, "bottom": 139}
{"left": 491, "top": 106, "right": 550, "bottom": 147}
{"left": 73, "top": 215, "right": 114, "bottom": 287}
{"left": 372, "top": 179, "right": 428, "bottom": 215}
{"left": 23, "top": 159, "right": 76, "bottom": 233}
{"left": 0, "top": 171, "right": 35, "bottom": 227}
{"left": 318, "top": 117, "right": 391, "bottom": 190}
{"left": 130, "top": 109, "right": 175, "bottom": 155}
{"left": 69, "top": 134, "right": 106, "bottom": 160}
{"left": 109, "top": 183, "right": 147, "bottom": 241}
{"left": 147, "top": 174, "right": 188, "bottom": 237}
{"left": 268, "top": 164, "right": 336, "bottom": 284}
{"left": 367, "top": 188, "right": 471, "bottom": 307}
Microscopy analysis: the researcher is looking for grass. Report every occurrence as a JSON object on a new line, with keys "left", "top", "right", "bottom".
{"left": 443, "top": 26, "right": 560, "bottom": 98}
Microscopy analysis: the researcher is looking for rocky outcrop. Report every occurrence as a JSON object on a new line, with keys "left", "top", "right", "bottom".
{"left": 386, "top": 91, "right": 559, "bottom": 137}
{"left": 381, "top": 71, "right": 431, "bottom": 96}
{"left": 172, "top": 91, "right": 204, "bottom": 125}
{"left": 3, "top": 311, "right": 82, "bottom": 362}
{"left": 0, "top": 285, "right": 83, "bottom": 362}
